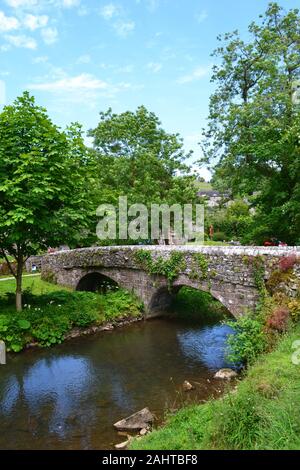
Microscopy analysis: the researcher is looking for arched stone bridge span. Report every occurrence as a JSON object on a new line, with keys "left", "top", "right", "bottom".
{"left": 41, "top": 246, "right": 300, "bottom": 318}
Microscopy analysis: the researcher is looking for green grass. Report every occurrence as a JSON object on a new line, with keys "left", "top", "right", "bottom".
{"left": 131, "top": 323, "right": 300, "bottom": 450}
{"left": 195, "top": 181, "right": 213, "bottom": 191}
{"left": 0, "top": 274, "right": 71, "bottom": 296}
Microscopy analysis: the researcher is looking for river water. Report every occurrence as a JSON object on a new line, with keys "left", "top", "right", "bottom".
{"left": 0, "top": 317, "right": 234, "bottom": 450}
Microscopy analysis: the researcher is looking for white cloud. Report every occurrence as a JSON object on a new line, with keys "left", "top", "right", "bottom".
{"left": 60, "top": 0, "right": 80, "bottom": 8}
{"left": 115, "top": 20, "right": 135, "bottom": 37}
{"left": 195, "top": 10, "right": 208, "bottom": 24}
{"left": 41, "top": 27, "right": 58, "bottom": 45}
{"left": 100, "top": 4, "right": 135, "bottom": 37}
{"left": 23, "top": 14, "right": 48, "bottom": 31}
{"left": 0, "top": 44, "right": 11, "bottom": 52}
{"left": 32, "top": 55, "right": 48, "bottom": 63}
{"left": 5, "top": 0, "right": 37, "bottom": 8}
{"left": 135, "top": 0, "right": 160, "bottom": 12}
{"left": 146, "top": 62, "right": 162, "bottom": 73}
{"left": 0, "top": 11, "right": 20, "bottom": 32}
{"left": 76, "top": 54, "right": 91, "bottom": 64}
{"left": 5, "top": 33, "right": 37, "bottom": 49}
{"left": 28, "top": 70, "right": 137, "bottom": 107}
{"left": 29, "top": 73, "right": 109, "bottom": 93}
{"left": 100, "top": 3, "right": 119, "bottom": 20}
{"left": 117, "top": 64, "right": 134, "bottom": 73}
{"left": 177, "top": 65, "right": 211, "bottom": 84}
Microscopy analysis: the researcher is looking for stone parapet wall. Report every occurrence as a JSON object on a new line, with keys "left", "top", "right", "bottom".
{"left": 41, "top": 246, "right": 300, "bottom": 318}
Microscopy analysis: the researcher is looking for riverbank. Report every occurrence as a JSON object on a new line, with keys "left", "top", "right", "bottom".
{"left": 0, "top": 277, "right": 143, "bottom": 352}
{"left": 131, "top": 323, "right": 300, "bottom": 450}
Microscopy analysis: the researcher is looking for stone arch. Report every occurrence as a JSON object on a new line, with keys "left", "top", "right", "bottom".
{"left": 148, "top": 283, "right": 233, "bottom": 318}
{"left": 76, "top": 272, "right": 118, "bottom": 293}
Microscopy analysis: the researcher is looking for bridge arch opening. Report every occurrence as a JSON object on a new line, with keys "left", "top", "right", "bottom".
{"left": 149, "top": 285, "right": 231, "bottom": 321}
{"left": 76, "top": 272, "right": 118, "bottom": 293}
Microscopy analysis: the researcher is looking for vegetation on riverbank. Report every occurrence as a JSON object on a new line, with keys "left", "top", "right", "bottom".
{"left": 0, "top": 277, "right": 143, "bottom": 352}
{"left": 131, "top": 254, "right": 300, "bottom": 450}
{"left": 131, "top": 322, "right": 300, "bottom": 450}
{"left": 171, "top": 287, "right": 230, "bottom": 324}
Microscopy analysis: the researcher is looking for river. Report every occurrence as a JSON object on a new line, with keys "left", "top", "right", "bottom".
{"left": 0, "top": 316, "right": 234, "bottom": 449}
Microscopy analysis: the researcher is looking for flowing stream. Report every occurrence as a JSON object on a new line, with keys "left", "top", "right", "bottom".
{"left": 0, "top": 316, "right": 234, "bottom": 449}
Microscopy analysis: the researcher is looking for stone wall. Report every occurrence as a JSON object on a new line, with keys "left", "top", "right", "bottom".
{"left": 41, "top": 246, "right": 300, "bottom": 318}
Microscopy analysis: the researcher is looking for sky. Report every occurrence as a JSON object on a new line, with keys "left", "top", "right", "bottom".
{"left": 0, "top": 0, "right": 300, "bottom": 180}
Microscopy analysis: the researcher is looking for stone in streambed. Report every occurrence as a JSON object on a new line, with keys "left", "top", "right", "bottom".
{"left": 114, "top": 408, "right": 154, "bottom": 431}
{"left": 182, "top": 380, "right": 194, "bottom": 391}
{"left": 214, "top": 368, "right": 238, "bottom": 380}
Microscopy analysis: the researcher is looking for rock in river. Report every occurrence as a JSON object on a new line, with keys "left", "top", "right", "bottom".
{"left": 182, "top": 380, "right": 194, "bottom": 391}
{"left": 114, "top": 408, "right": 154, "bottom": 431}
{"left": 214, "top": 368, "right": 238, "bottom": 380}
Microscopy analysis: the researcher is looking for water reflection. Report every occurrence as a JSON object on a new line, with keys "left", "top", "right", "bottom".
{"left": 177, "top": 324, "right": 236, "bottom": 370}
{"left": 0, "top": 318, "right": 233, "bottom": 450}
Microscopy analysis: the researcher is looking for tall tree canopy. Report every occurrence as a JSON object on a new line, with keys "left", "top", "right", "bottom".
{"left": 89, "top": 106, "right": 198, "bottom": 240}
{"left": 201, "top": 2, "right": 300, "bottom": 244}
{"left": 0, "top": 92, "right": 92, "bottom": 310}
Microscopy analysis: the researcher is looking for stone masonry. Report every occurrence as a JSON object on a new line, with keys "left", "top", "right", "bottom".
{"left": 41, "top": 246, "right": 300, "bottom": 318}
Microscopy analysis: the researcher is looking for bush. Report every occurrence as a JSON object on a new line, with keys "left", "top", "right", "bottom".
{"left": 226, "top": 315, "right": 267, "bottom": 366}
{"left": 0, "top": 288, "right": 143, "bottom": 352}
{"left": 266, "top": 306, "right": 290, "bottom": 332}
{"left": 212, "top": 231, "right": 227, "bottom": 242}
{"left": 278, "top": 254, "right": 298, "bottom": 272}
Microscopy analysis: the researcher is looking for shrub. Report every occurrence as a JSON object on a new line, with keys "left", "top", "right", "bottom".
{"left": 266, "top": 306, "right": 290, "bottom": 332}
{"left": 287, "top": 299, "right": 300, "bottom": 322}
{"left": 279, "top": 254, "right": 297, "bottom": 272}
{"left": 226, "top": 316, "right": 267, "bottom": 366}
{"left": 212, "top": 231, "right": 227, "bottom": 242}
{"left": 0, "top": 288, "right": 143, "bottom": 352}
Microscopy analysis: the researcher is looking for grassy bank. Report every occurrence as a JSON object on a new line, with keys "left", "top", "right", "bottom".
{"left": 131, "top": 323, "right": 300, "bottom": 450}
{"left": 0, "top": 276, "right": 143, "bottom": 352}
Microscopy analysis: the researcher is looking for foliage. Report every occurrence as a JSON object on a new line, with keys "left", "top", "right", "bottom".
{"left": 226, "top": 315, "right": 268, "bottom": 365}
{"left": 287, "top": 298, "right": 300, "bottom": 322}
{"left": 131, "top": 323, "right": 300, "bottom": 450}
{"left": 266, "top": 306, "right": 290, "bottom": 332}
{"left": 279, "top": 254, "right": 298, "bottom": 272}
{"left": 0, "top": 92, "right": 93, "bottom": 310}
{"left": 0, "top": 285, "right": 142, "bottom": 352}
{"left": 201, "top": 3, "right": 300, "bottom": 244}
{"left": 88, "top": 106, "right": 198, "bottom": 242}
{"left": 134, "top": 250, "right": 186, "bottom": 286}
{"left": 211, "top": 231, "right": 227, "bottom": 242}
{"left": 205, "top": 199, "right": 254, "bottom": 241}
{"left": 171, "top": 287, "right": 229, "bottom": 323}
{"left": 188, "top": 253, "right": 209, "bottom": 280}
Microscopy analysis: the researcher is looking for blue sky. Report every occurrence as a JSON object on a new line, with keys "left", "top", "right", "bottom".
{"left": 0, "top": 0, "right": 299, "bottom": 179}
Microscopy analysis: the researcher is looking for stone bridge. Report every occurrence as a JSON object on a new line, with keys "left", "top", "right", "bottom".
{"left": 41, "top": 246, "right": 300, "bottom": 318}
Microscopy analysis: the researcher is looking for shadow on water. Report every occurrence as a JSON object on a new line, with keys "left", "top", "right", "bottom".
{"left": 0, "top": 289, "right": 237, "bottom": 450}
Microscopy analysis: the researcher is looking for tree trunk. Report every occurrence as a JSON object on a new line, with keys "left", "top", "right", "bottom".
{"left": 16, "top": 255, "right": 23, "bottom": 312}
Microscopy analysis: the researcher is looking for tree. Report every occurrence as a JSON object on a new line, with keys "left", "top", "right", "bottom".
{"left": 89, "top": 106, "right": 198, "bottom": 241}
{"left": 0, "top": 92, "right": 92, "bottom": 311}
{"left": 201, "top": 2, "right": 300, "bottom": 244}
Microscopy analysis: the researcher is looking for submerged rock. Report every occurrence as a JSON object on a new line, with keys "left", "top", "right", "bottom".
{"left": 114, "top": 408, "right": 154, "bottom": 431}
{"left": 182, "top": 380, "right": 194, "bottom": 391}
{"left": 115, "top": 437, "right": 132, "bottom": 449}
{"left": 214, "top": 368, "right": 238, "bottom": 380}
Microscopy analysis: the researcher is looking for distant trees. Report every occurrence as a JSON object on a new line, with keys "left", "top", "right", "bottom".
{"left": 0, "top": 92, "right": 92, "bottom": 310}
{"left": 201, "top": 2, "right": 300, "bottom": 244}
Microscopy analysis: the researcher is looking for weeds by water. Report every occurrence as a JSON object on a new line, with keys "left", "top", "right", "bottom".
{"left": 0, "top": 281, "right": 143, "bottom": 352}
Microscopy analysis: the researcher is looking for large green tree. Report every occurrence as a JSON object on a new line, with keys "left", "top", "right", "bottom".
{"left": 89, "top": 106, "right": 198, "bottom": 241}
{"left": 0, "top": 92, "right": 92, "bottom": 310}
{"left": 201, "top": 2, "right": 300, "bottom": 244}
